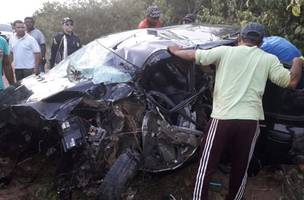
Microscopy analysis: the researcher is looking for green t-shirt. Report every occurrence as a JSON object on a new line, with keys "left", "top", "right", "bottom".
{"left": 195, "top": 45, "right": 291, "bottom": 120}
{"left": 0, "top": 36, "right": 9, "bottom": 90}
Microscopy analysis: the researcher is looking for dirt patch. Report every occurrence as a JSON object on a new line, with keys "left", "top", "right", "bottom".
{"left": 0, "top": 156, "right": 295, "bottom": 200}
{"left": 128, "top": 162, "right": 284, "bottom": 200}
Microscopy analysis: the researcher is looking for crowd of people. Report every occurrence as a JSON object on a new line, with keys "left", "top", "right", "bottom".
{"left": 1, "top": 4, "right": 304, "bottom": 200}
{"left": 0, "top": 16, "right": 81, "bottom": 87}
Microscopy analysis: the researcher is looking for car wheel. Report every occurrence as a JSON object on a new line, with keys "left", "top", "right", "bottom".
{"left": 96, "top": 149, "right": 141, "bottom": 200}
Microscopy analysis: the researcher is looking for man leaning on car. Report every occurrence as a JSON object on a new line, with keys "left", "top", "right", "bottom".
{"left": 168, "top": 22, "right": 304, "bottom": 200}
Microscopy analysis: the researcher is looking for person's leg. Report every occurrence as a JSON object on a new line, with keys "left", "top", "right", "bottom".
{"left": 23, "top": 69, "right": 34, "bottom": 78}
{"left": 14, "top": 69, "right": 23, "bottom": 81}
{"left": 193, "top": 118, "right": 231, "bottom": 200}
{"left": 39, "top": 63, "right": 45, "bottom": 73}
{"left": 225, "top": 120, "right": 260, "bottom": 200}
{"left": 39, "top": 57, "right": 46, "bottom": 73}
{"left": 15, "top": 69, "right": 34, "bottom": 81}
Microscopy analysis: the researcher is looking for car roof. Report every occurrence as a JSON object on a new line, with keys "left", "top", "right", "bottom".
{"left": 0, "top": 23, "right": 12, "bottom": 32}
{"left": 160, "top": 24, "right": 239, "bottom": 41}
{"left": 95, "top": 24, "right": 239, "bottom": 67}
{"left": 98, "top": 24, "right": 239, "bottom": 48}
{"left": 0, "top": 23, "right": 13, "bottom": 41}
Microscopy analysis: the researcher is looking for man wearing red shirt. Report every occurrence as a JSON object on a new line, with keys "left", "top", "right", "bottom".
{"left": 138, "top": 5, "right": 161, "bottom": 28}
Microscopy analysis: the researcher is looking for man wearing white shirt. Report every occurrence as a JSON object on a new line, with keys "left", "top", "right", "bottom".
{"left": 9, "top": 20, "right": 41, "bottom": 81}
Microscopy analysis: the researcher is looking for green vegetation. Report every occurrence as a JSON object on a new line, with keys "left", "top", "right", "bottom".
{"left": 33, "top": 0, "right": 304, "bottom": 51}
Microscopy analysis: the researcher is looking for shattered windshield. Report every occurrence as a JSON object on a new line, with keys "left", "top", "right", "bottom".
{"left": 47, "top": 25, "right": 238, "bottom": 86}
{"left": 50, "top": 35, "right": 138, "bottom": 85}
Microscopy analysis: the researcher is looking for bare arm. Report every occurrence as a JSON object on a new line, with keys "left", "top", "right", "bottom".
{"left": 40, "top": 44, "right": 46, "bottom": 58}
{"left": 288, "top": 57, "right": 303, "bottom": 89}
{"left": 168, "top": 45, "right": 196, "bottom": 62}
{"left": 3, "top": 55, "right": 15, "bottom": 85}
{"left": 9, "top": 52, "right": 13, "bottom": 66}
{"left": 50, "top": 37, "right": 59, "bottom": 68}
{"left": 34, "top": 52, "right": 41, "bottom": 75}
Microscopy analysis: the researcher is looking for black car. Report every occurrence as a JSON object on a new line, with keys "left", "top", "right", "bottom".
{"left": 0, "top": 24, "right": 303, "bottom": 200}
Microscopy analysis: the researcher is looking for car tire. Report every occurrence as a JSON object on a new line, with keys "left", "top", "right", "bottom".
{"left": 96, "top": 149, "right": 141, "bottom": 200}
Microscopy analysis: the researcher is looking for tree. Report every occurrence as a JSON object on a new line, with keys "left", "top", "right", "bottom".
{"left": 34, "top": 0, "right": 145, "bottom": 45}
{"left": 34, "top": 0, "right": 304, "bottom": 51}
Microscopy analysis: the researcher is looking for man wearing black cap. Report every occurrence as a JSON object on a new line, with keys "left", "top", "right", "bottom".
{"left": 49, "top": 17, "right": 81, "bottom": 68}
{"left": 168, "top": 22, "right": 303, "bottom": 200}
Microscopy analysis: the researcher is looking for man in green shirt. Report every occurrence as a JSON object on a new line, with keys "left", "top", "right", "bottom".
{"left": 0, "top": 36, "right": 14, "bottom": 90}
{"left": 168, "top": 22, "right": 303, "bottom": 200}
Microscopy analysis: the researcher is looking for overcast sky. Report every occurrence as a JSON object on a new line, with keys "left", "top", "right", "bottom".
{"left": 1, "top": 0, "right": 62, "bottom": 23}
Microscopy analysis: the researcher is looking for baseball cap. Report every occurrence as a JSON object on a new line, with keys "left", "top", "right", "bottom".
{"left": 62, "top": 17, "right": 73, "bottom": 24}
{"left": 146, "top": 5, "right": 161, "bottom": 18}
{"left": 182, "top": 14, "right": 195, "bottom": 23}
{"left": 240, "top": 22, "right": 265, "bottom": 41}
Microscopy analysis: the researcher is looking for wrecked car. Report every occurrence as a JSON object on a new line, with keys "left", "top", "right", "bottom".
{"left": 0, "top": 24, "right": 303, "bottom": 200}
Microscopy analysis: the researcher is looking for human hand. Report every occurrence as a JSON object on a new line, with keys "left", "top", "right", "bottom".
{"left": 167, "top": 45, "right": 183, "bottom": 55}
{"left": 300, "top": 56, "right": 304, "bottom": 64}
{"left": 34, "top": 67, "right": 40, "bottom": 76}
{"left": 167, "top": 45, "right": 196, "bottom": 61}
{"left": 292, "top": 57, "right": 304, "bottom": 68}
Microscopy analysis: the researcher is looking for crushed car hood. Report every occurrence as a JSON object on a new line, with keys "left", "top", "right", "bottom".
{"left": 0, "top": 24, "right": 238, "bottom": 124}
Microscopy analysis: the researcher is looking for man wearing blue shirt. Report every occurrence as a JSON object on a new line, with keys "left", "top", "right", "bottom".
{"left": 261, "top": 36, "right": 303, "bottom": 88}
{"left": 261, "top": 36, "right": 302, "bottom": 64}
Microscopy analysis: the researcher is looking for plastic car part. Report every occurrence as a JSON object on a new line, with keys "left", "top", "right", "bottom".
{"left": 57, "top": 117, "right": 87, "bottom": 152}
{"left": 290, "top": 134, "right": 304, "bottom": 164}
{"left": 0, "top": 84, "right": 32, "bottom": 106}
